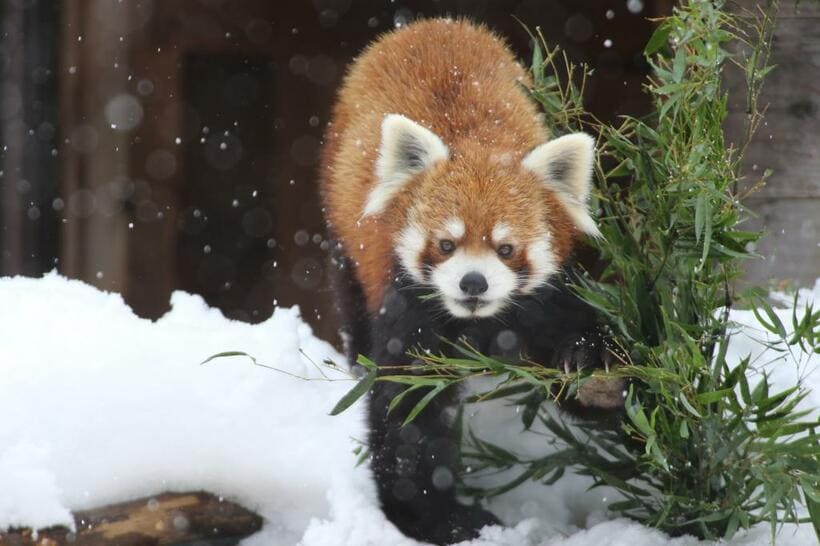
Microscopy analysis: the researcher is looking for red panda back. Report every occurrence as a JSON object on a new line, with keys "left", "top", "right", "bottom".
{"left": 320, "top": 19, "right": 554, "bottom": 310}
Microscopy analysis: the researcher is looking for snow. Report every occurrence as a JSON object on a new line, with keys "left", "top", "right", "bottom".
{"left": 0, "top": 273, "right": 817, "bottom": 546}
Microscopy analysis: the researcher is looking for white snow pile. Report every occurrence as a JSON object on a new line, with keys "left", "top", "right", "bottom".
{"left": 0, "top": 273, "right": 817, "bottom": 546}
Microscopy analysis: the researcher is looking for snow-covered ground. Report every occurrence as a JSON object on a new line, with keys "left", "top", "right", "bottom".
{"left": 0, "top": 273, "right": 816, "bottom": 546}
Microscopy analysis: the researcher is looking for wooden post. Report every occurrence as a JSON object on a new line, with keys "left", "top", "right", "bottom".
{"left": 0, "top": 492, "right": 262, "bottom": 546}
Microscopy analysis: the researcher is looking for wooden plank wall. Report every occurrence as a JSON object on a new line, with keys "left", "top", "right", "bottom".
{"left": 725, "top": 1, "right": 820, "bottom": 289}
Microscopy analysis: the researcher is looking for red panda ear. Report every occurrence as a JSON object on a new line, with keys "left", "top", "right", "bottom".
{"left": 522, "top": 132, "right": 601, "bottom": 237}
{"left": 363, "top": 114, "right": 449, "bottom": 217}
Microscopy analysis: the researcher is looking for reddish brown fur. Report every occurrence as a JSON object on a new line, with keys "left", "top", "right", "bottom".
{"left": 320, "top": 19, "right": 578, "bottom": 311}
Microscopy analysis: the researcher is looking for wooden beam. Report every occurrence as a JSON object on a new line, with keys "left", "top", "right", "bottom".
{"left": 0, "top": 492, "right": 262, "bottom": 546}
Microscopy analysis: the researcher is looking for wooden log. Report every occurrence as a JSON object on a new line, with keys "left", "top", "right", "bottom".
{"left": 0, "top": 492, "right": 262, "bottom": 546}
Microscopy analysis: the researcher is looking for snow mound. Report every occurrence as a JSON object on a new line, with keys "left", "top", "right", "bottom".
{"left": 0, "top": 273, "right": 816, "bottom": 546}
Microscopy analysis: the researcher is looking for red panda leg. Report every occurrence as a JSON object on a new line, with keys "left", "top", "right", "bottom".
{"left": 366, "top": 284, "right": 500, "bottom": 544}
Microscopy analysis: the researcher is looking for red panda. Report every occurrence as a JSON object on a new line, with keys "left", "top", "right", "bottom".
{"left": 320, "top": 18, "right": 609, "bottom": 545}
{"left": 321, "top": 19, "right": 599, "bottom": 320}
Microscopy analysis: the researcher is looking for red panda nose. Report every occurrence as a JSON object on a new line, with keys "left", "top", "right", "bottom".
{"left": 460, "top": 272, "right": 488, "bottom": 296}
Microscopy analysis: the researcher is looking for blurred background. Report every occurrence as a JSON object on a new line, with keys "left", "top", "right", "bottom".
{"left": 0, "top": 0, "right": 816, "bottom": 344}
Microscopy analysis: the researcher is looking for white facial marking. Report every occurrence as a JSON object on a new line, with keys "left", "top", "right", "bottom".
{"left": 522, "top": 132, "right": 602, "bottom": 237}
{"left": 431, "top": 249, "right": 518, "bottom": 318}
{"left": 395, "top": 219, "right": 426, "bottom": 282}
{"left": 363, "top": 114, "right": 449, "bottom": 217}
{"left": 491, "top": 222, "right": 512, "bottom": 244}
{"left": 443, "top": 217, "right": 465, "bottom": 239}
{"left": 521, "top": 234, "right": 559, "bottom": 293}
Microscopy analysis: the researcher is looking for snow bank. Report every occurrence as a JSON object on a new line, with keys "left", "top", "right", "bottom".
{"left": 0, "top": 273, "right": 816, "bottom": 546}
{"left": 0, "top": 273, "right": 379, "bottom": 544}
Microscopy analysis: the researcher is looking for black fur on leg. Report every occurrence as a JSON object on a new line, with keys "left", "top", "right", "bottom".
{"left": 366, "top": 280, "right": 500, "bottom": 544}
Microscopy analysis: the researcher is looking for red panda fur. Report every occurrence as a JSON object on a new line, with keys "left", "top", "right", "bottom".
{"left": 320, "top": 19, "right": 579, "bottom": 312}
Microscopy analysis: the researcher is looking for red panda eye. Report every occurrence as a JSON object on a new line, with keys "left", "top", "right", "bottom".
{"left": 439, "top": 239, "right": 456, "bottom": 254}
{"left": 497, "top": 244, "right": 514, "bottom": 258}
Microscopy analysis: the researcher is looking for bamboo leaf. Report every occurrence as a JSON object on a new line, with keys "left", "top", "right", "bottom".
{"left": 805, "top": 488, "right": 820, "bottom": 542}
{"left": 329, "top": 370, "right": 375, "bottom": 416}
{"left": 679, "top": 393, "right": 702, "bottom": 418}
{"left": 357, "top": 355, "right": 378, "bottom": 371}
{"left": 200, "top": 350, "right": 254, "bottom": 365}
{"left": 695, "top": 193, "right": 706, "bottom": 242}
{"left": 403, "top": 382, "right": 448, "bottom": 426}
{"left": 673, "top": 46, "right": 686, "bottom": 83}
{"left": 387, "top": 384, "right": 423, "bottom": 415}
{"left": 645, "top": 22, "right": 672, "bottom": 55}
{"left": 532, "top": 36, "right": 544, "bottom": 83}
{"left": 696, "top": 388, "right": 735, "bottom": 405}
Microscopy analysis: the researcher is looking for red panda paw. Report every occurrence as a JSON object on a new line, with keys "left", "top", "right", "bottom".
{"left": 553, "top": 333, "right": 627, "bottom": 412}
{"left": 438, "top": 503, "right": 501, "bottom": 544}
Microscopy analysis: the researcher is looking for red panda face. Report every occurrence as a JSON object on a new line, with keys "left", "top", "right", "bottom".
{"left": 365, "top": 114, "right": 599, "bottom": 319}
{"left": 394, "top": 157, "right": 560, "bottom": 318}
{"left": 397, "top": 217, "right": 554, "bottom": 318}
